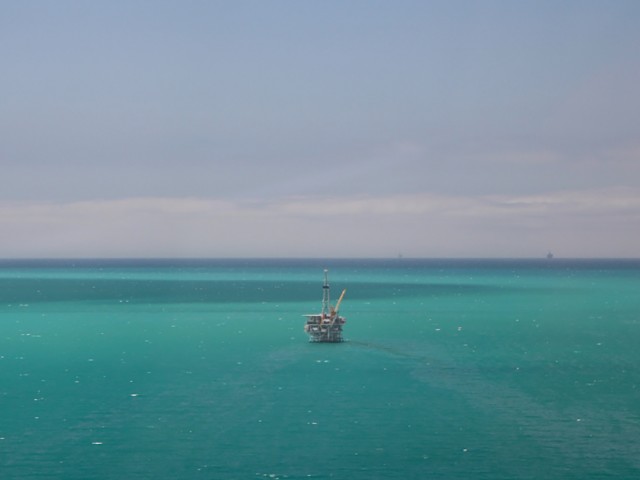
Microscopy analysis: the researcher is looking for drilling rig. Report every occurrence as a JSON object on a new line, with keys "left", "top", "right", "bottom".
{"left": 303, "top": 270, "right": 347, "bottom": 342}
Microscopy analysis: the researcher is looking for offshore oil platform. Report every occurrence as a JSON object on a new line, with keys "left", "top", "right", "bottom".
{"left": 303, "top": 270, "right": 347, "bottom": 342}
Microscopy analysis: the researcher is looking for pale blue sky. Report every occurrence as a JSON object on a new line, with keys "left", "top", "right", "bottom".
{"left": 1, "top": 1, "right": 639, "bottom": 257}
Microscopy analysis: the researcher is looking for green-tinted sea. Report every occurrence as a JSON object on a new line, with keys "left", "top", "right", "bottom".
{"left": 1, "top": 258, "right": 639, "bottom": 479}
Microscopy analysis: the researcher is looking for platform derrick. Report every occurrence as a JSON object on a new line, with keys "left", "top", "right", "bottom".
{"left": 304, "top": 270, "right": 347, "bottom": 343}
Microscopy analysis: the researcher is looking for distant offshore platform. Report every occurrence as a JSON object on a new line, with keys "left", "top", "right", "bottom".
{"left": 304, "top": 270, "right": 347, "bottom": 343}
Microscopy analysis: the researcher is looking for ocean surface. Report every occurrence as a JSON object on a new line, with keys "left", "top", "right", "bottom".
{"left": 1, "top": 258, "right": 639, "bottom": 479}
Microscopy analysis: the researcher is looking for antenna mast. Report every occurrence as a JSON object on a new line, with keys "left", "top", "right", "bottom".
{"left": 321, "top": 269, "right": 330, "bottom": 317}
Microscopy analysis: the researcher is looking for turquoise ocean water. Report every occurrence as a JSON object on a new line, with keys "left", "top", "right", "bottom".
{"left": 1, "top": 258, "right": 639, "bottom": 479}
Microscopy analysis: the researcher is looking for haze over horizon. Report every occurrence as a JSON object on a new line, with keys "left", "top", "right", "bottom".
{"left": 2, "top": 1, "right": 639, "bottom": 258}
